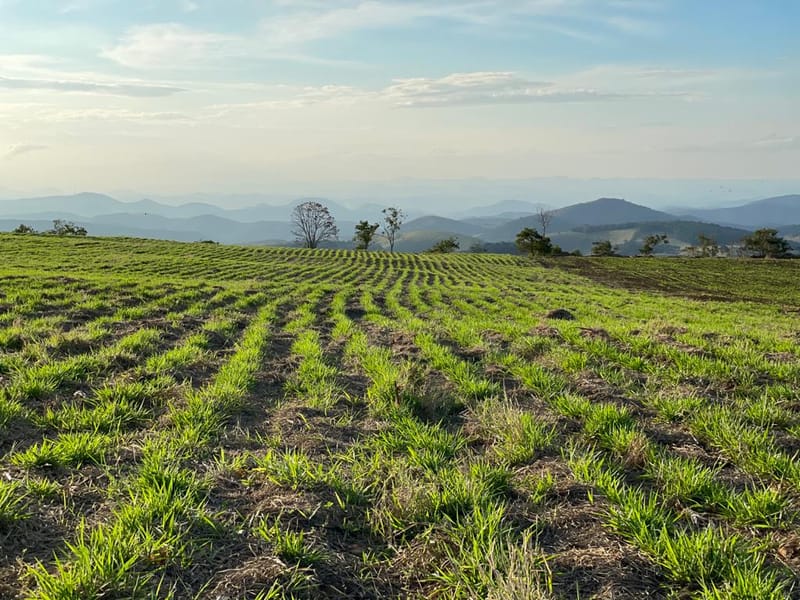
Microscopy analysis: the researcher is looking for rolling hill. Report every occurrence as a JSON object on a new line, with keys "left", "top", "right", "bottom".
{"left": 681, "top": 195, "right": 800, "bottom": 228}
{"left": 553, "top": 197, "right": 677, "bottom": 226}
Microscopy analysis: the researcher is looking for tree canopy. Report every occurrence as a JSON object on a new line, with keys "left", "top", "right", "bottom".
{"left": 427, "top": 237, "right": 460, "bottom": 253}
{"left": 515, "top": 227, "right": 555, "bottom": 257}
{"left": 353, "top": 220, "right": 380, "bottom": 251}
{"left": 742, "top": 229, "right": 791, "bottom": 258}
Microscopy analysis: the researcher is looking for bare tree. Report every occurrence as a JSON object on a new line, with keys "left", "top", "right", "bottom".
{"left": 382, "top": 207, "right": 406, "bottom": 253}
{"left": 535, "top": 207, "right": 554, "bottom": 237}
{"left": 291, "top": 201, "right": 338, "bottom": 249}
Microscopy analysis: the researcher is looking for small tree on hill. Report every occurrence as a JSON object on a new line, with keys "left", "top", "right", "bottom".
{"left": 291, "top": 201, "right": 338, "bottom": 249}
{"left": 639, "top": 234, "right": 668, "bottom": 256}
{"left": 382, "top": 207, "right": 405, "bottom": 253}
{"left": 697, "top": 233, "right": 719, "bottom": 257}
{"left": 49, "top": 219, "right": 87, "bottom": 236}
{"left": 516, "top": 227, "right": 554, "bottom": 257}
{"left": 591, "top": 240, "right": 618, "bottom": 257}
{"left": 353, "top": 220, "right": 380, "bottom": 250}
{"left": 12, "top": 224, "right": 35, "bottom": 234}
{"left": 742, "top": 228, "right": 791, "bottom": 258}
{"left": 427, "top": 237, "right": 460, "bottom": 253}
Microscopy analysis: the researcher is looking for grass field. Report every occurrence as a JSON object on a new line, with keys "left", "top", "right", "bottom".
{"left": 1, "top": 233, "right": 799, "bottom": 599}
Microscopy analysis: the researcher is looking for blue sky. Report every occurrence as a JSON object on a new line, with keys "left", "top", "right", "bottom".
{"left": 0, "top": 0, "right": 797, "bottom": 197}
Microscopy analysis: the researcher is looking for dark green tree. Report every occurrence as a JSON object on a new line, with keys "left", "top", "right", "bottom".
{"left": 353, "top": 220, "right": 380, "bottom": 250}
{"left": 639, "top": 234, "right": 669, "bottom": 256}
{"left": 742, "top": 228, "right": 791, "bottom": 258}
{"left": 591, "top": 240, "right": 617, "bottom": 257}
{"left": 427, "top": 237, "right": 460, "bottom": 253}
{"left": 12, "top": 224, "right": 35, "bottom": 234}
{"left": 49, "top": 220, "right": 87, "bottom": 236}
{"left": 515, "top": 227, "right": 554, "bottom": 257}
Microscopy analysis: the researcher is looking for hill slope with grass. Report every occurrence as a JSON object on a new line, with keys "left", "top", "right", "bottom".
{"left": 0, "top": 233, "right": 798, "bottom": 598}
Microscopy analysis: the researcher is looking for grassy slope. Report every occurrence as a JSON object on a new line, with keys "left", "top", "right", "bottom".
{"left": 0, "top": 233, "right": 799, "bottom": 599}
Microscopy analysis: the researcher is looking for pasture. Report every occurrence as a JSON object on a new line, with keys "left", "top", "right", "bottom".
{"left": 0, "top": 234, "right": 799, "bottom": 599}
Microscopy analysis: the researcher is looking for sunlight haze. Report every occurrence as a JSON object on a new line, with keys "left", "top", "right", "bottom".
{"left": 0, "top": 0, "right": 798, "bottom": 198}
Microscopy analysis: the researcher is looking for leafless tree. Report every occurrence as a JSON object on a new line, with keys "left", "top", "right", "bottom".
{"left": 535, "top": 207, "right": 554, "bottom": 237}
{"left": 291, "top": 201, "right": 338, "bottom": 249}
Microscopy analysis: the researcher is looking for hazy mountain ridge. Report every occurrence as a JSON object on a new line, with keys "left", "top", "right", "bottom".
{"left": 2, "top": 192, "right": 797, "bottom": 253}
{"left": 679, "top": 195, "right": 800, "bottom": 228}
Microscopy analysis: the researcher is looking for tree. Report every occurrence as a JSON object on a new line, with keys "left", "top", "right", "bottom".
{"left": 536, "top": 207, "right": 554, "bottom": 237}
{"left": 12, "top": 224, "right": 35, "bottom": 234}
{"left": 382, "top": 207, "right": 405, "bottom": 253}
{"left": 742, "top": 228, "right": 791, "bottom": 258}
{"left": 49, "top": 219, "right": 87, "bottom": 236}
{"left": 515, "top": 227, "right": 554, "bottom": 257}
{"left": 353, "top": 220, "right": 380, "bottom": 250}
{"left": 427, "top": 237, "right": 460, "bottom": 253}
{"left": 697, "top": 233, "right": 719, "bottom": 257}
{"left": 291, "top": 201, "right": 338, "bottom": 249}
{"left": 639, "top": 234, "right": 669, "bottom": 256}
{"left": 591, "top": 240, "right": 618, "bottom": 257}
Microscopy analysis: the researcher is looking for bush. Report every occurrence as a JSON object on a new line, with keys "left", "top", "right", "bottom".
{"left": 427, "top": 237, "right": 460, "bottom": 253}
{"left": 48, "top": 220, "right": 87, "bottom": 237}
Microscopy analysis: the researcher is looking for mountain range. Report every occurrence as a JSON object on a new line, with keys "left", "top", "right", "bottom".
{"left": 1, "top": 192, "right": 798, "bottom": 254}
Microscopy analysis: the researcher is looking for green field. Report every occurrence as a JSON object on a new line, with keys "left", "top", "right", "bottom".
{"left": 1, "top": 234, "right": 799, "bottom": 599}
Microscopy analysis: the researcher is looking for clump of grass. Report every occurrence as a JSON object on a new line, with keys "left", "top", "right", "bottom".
{"left": 12, "top": 433, "right": 113, "bottom": 469}
{"left": 256, "top": 448, "right": 325, "bottom": 490}
{"left": 0, "top": 390, "right": 24, "bottom": 428}
{"left": 0, "top": 481, "right": 28, "bottom": 529}
{"left": 25, "top": 477, "right": 63, "bottom": 502}
{"left": 471, "top": 398, "right": 556, "bottom": 466}
{"left": 254, "top": 517, "right": 325, "bottom": 567}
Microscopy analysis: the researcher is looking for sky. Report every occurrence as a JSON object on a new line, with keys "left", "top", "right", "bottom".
{"left": 0, "top": 0, "right": 798, "bottom": 201}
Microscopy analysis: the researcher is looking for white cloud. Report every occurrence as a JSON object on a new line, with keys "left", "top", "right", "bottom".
{"left": 99, "top": 0, "right": 664, "bottom": 69}
{"left": 4, "top": 144, "right": 48, "bottom": 160}
{"left": 102, "top": 24, "right": 237, "bottom": 69}
{"left": 384, "top": 72, "right": 613, "bottom": 107}
{"left": 0, "top": 75, "right": 185, "bottom": 96}
{"left": 208, "top": 69, "right": 694, "bottom": 113}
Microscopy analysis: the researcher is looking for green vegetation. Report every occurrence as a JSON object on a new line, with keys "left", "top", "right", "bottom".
{"left": 0, "top": 232, "right": 798, "bottom": 598}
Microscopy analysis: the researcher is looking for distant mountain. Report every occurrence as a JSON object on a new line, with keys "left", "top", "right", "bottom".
{"left": 553, "top": 197, "right": 677, "bottom": 226}
{"left": 680, "top": 195, "right": 800, "bottom": 228}
{"left": 0, "top": 193, "right": 125, "bottom": 217}
{"left": 403, "top": 216, "right": 486, "bottom": 236}
{"left": 5, "top": 191, "right": 794, "bottom": 255}
{"left": 455, "top": 200, "right": 541, "bottom": 218}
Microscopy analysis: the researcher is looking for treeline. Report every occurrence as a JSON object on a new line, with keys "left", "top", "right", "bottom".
{"left": 12, "top": 220, "right": 87, "bottom": 237}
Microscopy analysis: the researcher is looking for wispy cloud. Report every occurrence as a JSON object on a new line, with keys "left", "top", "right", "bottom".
{"left": 102, "top": 24, "right": 236, "bottom": 69}
{"left": 0, "top": 75, "right": 185, "bottom": 96}
{"left": 384, "top": 72, "right": 632, "bottom": 107}
{"left": 209, "top": 69, "right": 693, "bottom": 112}
{"left": 99, "top": 0, "right": 665, "bottom": 69}
{"left": 4, "top": 144, "right": 48, "bottom": 160}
